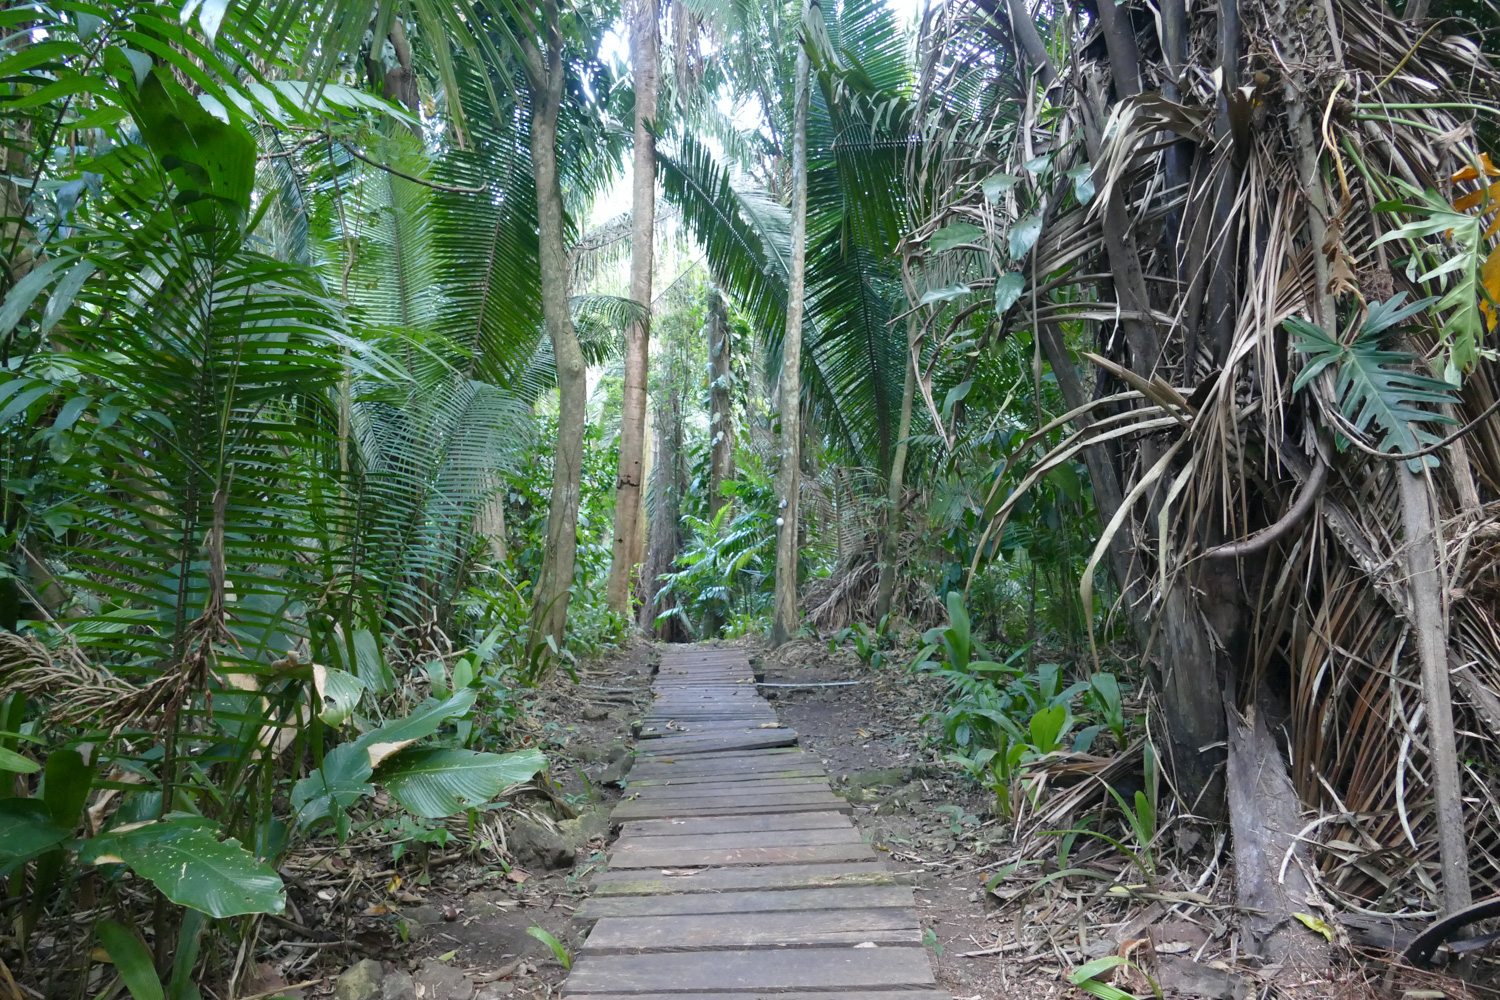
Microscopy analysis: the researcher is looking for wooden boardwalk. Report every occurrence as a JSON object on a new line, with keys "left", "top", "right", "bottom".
{"left": 564, "top": 646, "right": 948, "bottom": 999}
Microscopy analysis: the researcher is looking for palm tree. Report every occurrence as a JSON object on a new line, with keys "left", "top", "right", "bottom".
{"left": 911, "top": 0, "right": 1500, "bottom": 946}
{"left": 605, "top": 0, "right": 660, "bottom": 614}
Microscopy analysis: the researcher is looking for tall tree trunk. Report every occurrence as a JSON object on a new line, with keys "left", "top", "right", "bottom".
{"left": 771, "top": 0, "right": 814, "bottom": 648}
{"left": 523, "top": 4, "right": 587, "bottom": 661}
{"left": 875, "top": 314, "right": 917, "bottom": 621}
{"left": 606, "top": 0, "right": 659, "bottom": 614}
{"left": 640, "top": 369, "right": 686, "bottom": 638}
{"left": 707, "top": 287, "right": 734, "bottom": 521}
{"left": 366, "top": 19, "right": 421, "bottom": 137}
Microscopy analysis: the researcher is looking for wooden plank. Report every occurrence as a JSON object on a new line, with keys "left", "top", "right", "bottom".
{"left": 626, "top": 768, "right": 826, "bottom": 786}
{"left": 576, "top": 885, "right": 916, "bottom": 919}
{"left": 636, "top": 734, "right": 799, "bottom": 756}
{"left": 607, "top": 842, "right": 877, "bottom": 869}
{"left": 618, "top": 811, "right": 853, "bottom": 836}
{"left": 628, "top": 751, "right": 812, "bottom": 774}
{"left": 613, "top": 827, "right": 862, "bottom": 852}
{"left": 625, "top": 779, "right": 832, "bottom": 800}
{"left": 581, "top": 909, "right": 921, "bottom": 952}
{"left": 611, "top": 794, "right": 850, "bottom": 821}
{"left": 592, "top": 863, "right": 899, "bottom": 895}
{"left": 562, "top": 946, "right": 936, "bottom": 993}
{"left": 563, "top": 992, "right": 947, "bottom": 1000}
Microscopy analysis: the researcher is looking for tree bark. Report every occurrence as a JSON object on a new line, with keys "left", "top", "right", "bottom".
{"left": 640, "top": 372, "right": 686, "bottom": 637}
{"left": 707, "top": 287, "right": 734, "bottom": 521}
{"left": 1399, "top": 464, "right": 1472, "bottom": 915}
{"left": 771, "top": 0, "right": 814, "bottom": 648}
{"left": 524, "top": 2, "right": 588, "bottom": 662}
{"left": 606, "top": 0, "right": 659, "bottom": 614}
{"left": 366, "top": 19, "right": 421, "bottom": 137}
{"left": 875, "top": 314, "right": 918, "bottom": 621}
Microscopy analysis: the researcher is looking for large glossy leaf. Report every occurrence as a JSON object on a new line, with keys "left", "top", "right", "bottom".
{"left": 312, "top": 664, "right": 365, "bottom": 727}
{"left": 290, "top": 742, "right": 374, "bottom": 830}
{"left": 0, "top": 800, "right": 71, "bottom": 873}
{"left": 376, "top": 748, "right": 546, "bottom": 818}
{"left": 81, "top": 817, "right": 285, "bottom": 917}
{"left": 97, "top": 921, "right": 165, "bottom": 1000}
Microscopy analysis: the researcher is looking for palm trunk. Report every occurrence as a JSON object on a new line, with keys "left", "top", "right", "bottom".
{"left": 875, "top": 314, "right": 917, "bottom": 621}
{"left": 771, "top": 0, "right": 814, "bottom": 648}
{"left": 1399, "top": 464, "right": 1472, "bottom": 914}
{"left": 707, "top": 287, "right": 734, "bottom": 521}
{"left": 640, "top": 376, "right": 686, "bottom": 638}
{"left": 525, "top": 5, "right": 587, "bottom": 660}
{"left": 606, "top": 0, "right": 659, "bottom": 613}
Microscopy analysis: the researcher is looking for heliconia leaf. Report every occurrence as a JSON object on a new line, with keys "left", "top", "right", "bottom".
{"left": 0, "top": 745, "right": 38, "bottom": 773}
{"left": 376, "top": 748, "right": 547, "bottom": 818}
{"left": 0, "top": 800, "right": 70, "bottom": 873}
{"left": 97, "top": 921, "right": 165, "bottom": 1000}
{"left": 80, "top": 817, "right": 285, "bottom": 917}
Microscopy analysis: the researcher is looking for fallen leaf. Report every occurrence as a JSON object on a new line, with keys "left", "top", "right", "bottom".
{"left": 363, "top": 904, "right": 392, "bottom": 916}
{"left": 1293, "top": 912, "right": 1333, "bottom": 942}
{"left": 436, "top": 949, "right": 458, "bottom": 962}
{"left": 506, "top": 869, "right": 530, "bottom": 884}
{"left": 853, "top": 942, "right": 878, "bottom": 948}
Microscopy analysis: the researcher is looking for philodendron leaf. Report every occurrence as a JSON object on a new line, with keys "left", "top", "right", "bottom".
{"left": 376, "top": 748, "right": 547, "bottom": 818}
{"left": 920, "top": 284, "right": 971, "bottom": 306}
{"left": 928, "top": 223, "right": 984, "bottom": 254}
{"left": 81, "top": 817, "right": 285, "bottom": 917}
{"left": 0, "top": 799, "right": 71, "bottom": 873}
{"left": 97, "top": 921, "right": 165, "bottom": 1000}
{"left": 994, "top": 272, "right": 1026, "bottom": 313}
{"left": 982, "top": 173, "right": 1019, "bottom": 202}
{"left": 1066, "top": 163, "right": 1096, "bottom": 205}
{"left": 1009, "top": 215, "right": 1043, "bottom": 260}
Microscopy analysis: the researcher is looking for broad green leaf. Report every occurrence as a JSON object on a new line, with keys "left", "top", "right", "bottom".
{"left": 290, "top": 743, "right": 372, "bottom": 830}
{"left": 352, "top": 628, "right": 394, "bottom": 693}
{"left": 0, "top": 745, "right": 38, "bottom": 773}
{"left": 81, "top": 817, "right": 285, "bottom": 917}
{"left": 0, "top": 800, "right": 70, "bottom": 871}
{"left": 982, "top": 173, "right": 1018, "bottom": 202}
{"left": 919, "top": 284, "right": 970, "bottom": 306}
{"left": 133, "top": 68, "right": 256, "bottom": 224}
{"left": 40, "top": 260, "right": 95, "bottom": 334}
{"left": 994, "top": 272, "right": 1026, "bottom": 313}
{"left": 1070, "top": 956, "right": 1128, "bottom": 984}
{"left": 1008, "top": 215, "right": 1043, "bottom": 260}
{"left": 97, "top": 921, "right": 165, "bottom": 1000}
{"left": 43, "top": 748, "right": 91, "bottom": 827}
{"left": 929, "top": 223, "right": 984, "bottom": 253}
{"left": 1067, "top": 163, "right": 1096, "bottom": 205}
{"left": 1029, "top": 704, "right": 1067, "bottom": 753}
{"left": 1024, "top": 154, "right": 1052, "bottom": 174}
{"left": 942, "top": 379, "right": 973, "bottom": 419}
{"left": 312, "top": 664, "right": 364, "bottom": 727}
{"left": 377, "top": 748, "right": 546, "bottom": 818}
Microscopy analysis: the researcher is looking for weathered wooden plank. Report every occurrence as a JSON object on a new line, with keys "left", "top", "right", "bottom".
{"left": 611, "top": 794, "right": 850, "bottom": 821}
{"left": 562, "top": 946, "right": 936, "bottom": 993}
{"left": 581, "top": 909, "right": 921, "bottom": 952}
{"left": 625, "top": 779, "right": 832, "bottom": 801}
{"left": 636, "top": 734, "right": 799, "bottom": 756}
{"left": 607, "top": 842, "right": 877, "bottom": 869}
{"left": 625, "top": 768, "right": 826, "bottom": 787}
{"left": 618, "top": 811, "right": 852, "bottom": 836}
{"left": 628, "top": 750, "right": 811, "bottom": 774}
{"left": 576, "top": 884, "right": 917, "bottom": 919}
{"left": 592, "top": 862, "right": 899, "bottom": 895}
{"left": 613, "top": 827, "right": 861, "bottom": 853}
{"left": 562, "top": 992, "right": 947, "bottom": 1000}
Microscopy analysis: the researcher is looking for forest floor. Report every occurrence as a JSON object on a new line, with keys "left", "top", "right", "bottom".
{"left": 260, "top": 637, "right": 1481, "bottom": 1000}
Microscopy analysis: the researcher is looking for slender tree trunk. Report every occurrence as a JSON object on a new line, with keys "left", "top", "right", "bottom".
{"left": 875, "top": 314, "right": 917, "bottom": 621}
{"left": 771, "top": 0, "right": 814, "bottom": 648}
{"left": 707, "top": 287, "right": 734, "bottom": 520}
{"left": 640, "top": 375, "right": 686, "bottom": 637}
{"left": 1399, "top": 464, "right": 1472, "bottom": 915}
{"left": 524, "top": 7, "right": 587, "bottom": 661}
{"left": 606, "top": 0, "right": 659, "bottom": 614}
{"left": 366, "top": 19, "right": 421, "bottom": 137}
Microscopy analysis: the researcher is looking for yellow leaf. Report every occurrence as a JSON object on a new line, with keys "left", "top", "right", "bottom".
{"left": 1293, "top": 912, "right": 1333, "bottom": 942}
{"left": 1453, "top": 152, "right": 1500, "bottom": 183}
{"left": 1481, "top": 245, "right": 1500, "bottom": 331}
